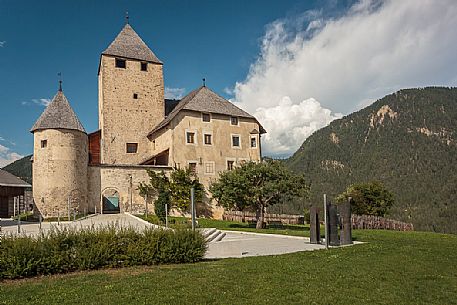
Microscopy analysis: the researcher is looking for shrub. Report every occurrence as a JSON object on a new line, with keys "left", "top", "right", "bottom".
{"left": 0, "top": 225, "right": 207, "bottom": 279}
{"left": 155, "top": 189, "right": 171, "bottom": 223}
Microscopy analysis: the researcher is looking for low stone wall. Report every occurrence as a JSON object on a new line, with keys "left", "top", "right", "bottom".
{"left": 351, "top": 214, "right": 414, "bottom": 231}
{"left": 223, "top": 211, "right": 304, "bottom": 225}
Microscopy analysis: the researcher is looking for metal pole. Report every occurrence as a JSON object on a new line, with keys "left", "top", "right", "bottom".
{"left": 13, "top": 197, "right": 16, "bottom": 218}
{"left": 58, "top": 211, "right": 60, "bottom": 225}
{"left": 68, "top": 196, "right": 71, "bottom": 221}
{"left": 145, "top": 194, "right": 148, "bottom": 218}
{"left": 324, "top": 194, "right": 329, "bottom": 249}
{"left": 39, "top": 214, "right": 42, "bottom": 231}
{"left": 166, "top": 203, "right": 169, "bottom": 227}
{"left": 129, "top": 175, "right": 133, "bottom": 212}
{"left": 191, "top": 187, "right": 195, "bottom": 230}
{"left": 16, "top": 197, "right": 21, "bottom": 234}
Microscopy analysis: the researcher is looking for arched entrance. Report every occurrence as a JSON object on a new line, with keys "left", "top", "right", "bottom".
{"left": 101, "top": 187, "right": 120, "bottom": 214}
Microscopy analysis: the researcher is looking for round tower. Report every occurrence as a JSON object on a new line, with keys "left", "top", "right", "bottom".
{"left": 31, "top": 88, "right": 88, "bottom": 218}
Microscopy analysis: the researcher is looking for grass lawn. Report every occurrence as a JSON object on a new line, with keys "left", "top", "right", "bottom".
{"left": 1, "top": 220, "right": 456, "bottom": 304}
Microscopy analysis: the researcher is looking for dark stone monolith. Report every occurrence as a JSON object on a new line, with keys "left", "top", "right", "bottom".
{"left": 328, "top": 203, "right": 339, "bottom": 246}
{"left": 309, "top": 206, "right": 320, "bottom": 244}
{"left": 339, "top": 199, "right": 353, "bottom": 245}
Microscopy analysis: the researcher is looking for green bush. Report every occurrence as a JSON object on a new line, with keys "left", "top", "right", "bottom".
{"left": 0, "top": 225, "right": 207, "bottom": 279}
{"left": 155, "top": 189, "right": 171, "bottom": 223}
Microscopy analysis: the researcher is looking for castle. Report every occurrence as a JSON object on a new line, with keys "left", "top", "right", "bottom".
{"left": 31, "top": 22, "right": 265, "bottom": 219}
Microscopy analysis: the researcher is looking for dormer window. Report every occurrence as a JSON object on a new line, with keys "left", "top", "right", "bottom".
{"left": 141, "top": 62, "right": 148, "bottom": 71}
{"left": 115, "top": 58, "right": 126, "bottom": 68}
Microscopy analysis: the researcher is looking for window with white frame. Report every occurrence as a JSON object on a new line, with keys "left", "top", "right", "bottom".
{"left": 204, "top": 133, "right": 212, "bottom": 145}
{"left": 204, "top": 161, "right": 215, "bottom": 175}
{"left": 250, "top": 135, "right": 257, "bottom": 148}
{"left": 232, "top": 134, "right": 241, "bottom": 148}
{"left": 202, "top": 113, "right": 211, "bottom": 122}
{"left": 186, "top": 131, "right": 196, "bottom": 144}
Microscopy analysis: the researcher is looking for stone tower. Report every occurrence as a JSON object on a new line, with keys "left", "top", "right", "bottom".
{"left": 31, "top": 89, "right": 88, "bottom": 218}
{"left": 98, "top": 23, "right": 164, "bottom": 165}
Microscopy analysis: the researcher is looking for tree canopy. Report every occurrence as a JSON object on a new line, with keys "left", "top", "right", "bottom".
{"left": 139, "top": 168, "right": 204, "bottom": 213}
{"left": 210, "top": 160, "right": 309, "bottom": 229}
{"left": 336, "top": 181, "right": 395, "bottom": 217}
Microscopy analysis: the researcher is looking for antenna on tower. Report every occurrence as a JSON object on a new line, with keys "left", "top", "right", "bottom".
{"left": 58, "top": 72, "right": 62, "bottom": 91}
{"left": 202, "top": 78, "right": 206, "bottom": 87}
{"left": 126, "top": 11, "right": 129, "bottom": 24}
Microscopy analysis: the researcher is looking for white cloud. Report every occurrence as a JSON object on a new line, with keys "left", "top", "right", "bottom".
{"left": 0, "top": 144, "right": 23, "bottom": 168}
{"left": 164, "top": 87, "right": 185, "bottom": 100}
{"left": 0, "top": 41, "right": 5, "bottom": 47}
{"left": 251, "top": 97, "right": 342, "bottom": 156}
{"left": 234, "top": 0, "right": 457, "bottom": 156}
{"left": 21, "top": 98, "right": 51, "bottom": 107}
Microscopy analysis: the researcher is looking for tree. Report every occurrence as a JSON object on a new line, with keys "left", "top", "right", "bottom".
{"left": 336, "top": 181, "right": 395, "bottom": 216}
{"left": 139, "top": 168, "right": 205, "bottom": 214}
{"left": 210, "top": 160, "right": 309, "bottom": 229}
{"left": 154, "top": 189, "right": 170, "bottom": 223}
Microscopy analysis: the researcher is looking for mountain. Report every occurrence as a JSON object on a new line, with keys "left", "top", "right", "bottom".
{"left": 286, "top": 87, "right": 457, "bottom": 234}
{"left": 2, "top": 155, "right": 33, "bottom": 184}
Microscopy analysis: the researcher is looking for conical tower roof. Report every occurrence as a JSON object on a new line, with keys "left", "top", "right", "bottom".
{"left": 30, "top": 90, "right": 86, "bottom": 133}
{"left": 102, "top": 24, "right": 162, "bottom": 64}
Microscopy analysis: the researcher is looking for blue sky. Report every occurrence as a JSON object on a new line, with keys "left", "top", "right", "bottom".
{"left": 1, "top": 0, "right": 457, "bottom": 165}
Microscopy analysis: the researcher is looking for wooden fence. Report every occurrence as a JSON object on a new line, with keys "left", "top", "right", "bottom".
{"left": 223, "top": 211, "right": 304, "bottom": 225}
{"left": 351, "top": 214, "right": 414, "bottom": 231}
{"left": 223, "top": 211, "right": 414, "bottom": 231}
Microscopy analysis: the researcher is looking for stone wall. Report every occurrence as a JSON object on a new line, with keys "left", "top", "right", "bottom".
{"left": 88, "top": 164, "right": 171, "bottom": 214}
{"left": 98, "top": 55, "right": 164, "bottom": 165}
{"left": 32, "top": 129, "right": 88, "bottom": 218}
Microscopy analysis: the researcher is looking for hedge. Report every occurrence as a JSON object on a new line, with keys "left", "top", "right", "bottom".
{"left": 0, "top": 225, "right": 207, "bottom": 279}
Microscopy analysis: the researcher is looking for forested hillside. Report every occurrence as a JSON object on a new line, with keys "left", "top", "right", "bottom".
{"left": 2, "top": 155, "right": 32, "bottom": 184}
{"left": 286, "top": 87, "right": 457, "bottom": 233}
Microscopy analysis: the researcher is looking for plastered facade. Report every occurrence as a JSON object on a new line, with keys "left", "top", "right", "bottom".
{"left": 32, "top": 129, "right": 88, "bottom": 217}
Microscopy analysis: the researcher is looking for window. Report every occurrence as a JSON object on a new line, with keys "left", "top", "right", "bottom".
{"left": 227, "top": 160, "right": 235, "bottom": 170}
{"left": 202, "top": 113, "right": 211, "bottom": 122}
{"left": 141, "top": 62, "right": 148, "bottom": 71}
{"left": 186, "top": 132, "right": 195, "bottom": 144}
{"left": 250, "top": 136, "right": 257, "bottom": 148}
{"left": 126, "top": 143, "right": 138, "bottom": 153}
{"left": 115, "top": 58, "right": 126, "bottom": 68}
{"left": 232, "top": 135, "right": 240, "bottom": 148}
{"left": 133, "top": 93, "right": 138, "bottom": 99}
{"left": 188, "top": 162, "right": 197, "bottom": 173}
{"left": 204, "top": 162, "right": 215, "bottom": 175}
{"left": 41, "top": 140, "right": 47, "bottom": 148}
{"left": 230, "top": 116, "right": 239, "bottom": 125}
{"left": 204, "top": 134, "right": 212, "bottom": 145}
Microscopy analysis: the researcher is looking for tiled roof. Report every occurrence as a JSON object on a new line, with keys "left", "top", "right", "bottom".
{"left": 148, "top": 86, "right": 266, "bottom": 137}
{"left": 102, "top": 24, "right": 162, "bottom": 64}
{"left": 30, "top": 90, "right": 86, "bottom": 133}
{"left": 0, "top": 169, "right": 31, "bottom": 188}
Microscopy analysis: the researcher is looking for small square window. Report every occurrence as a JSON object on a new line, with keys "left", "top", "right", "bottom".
{"left": 250, "top": 136, "right": 257, "bottom": 148}
{"left": 204, "top": 134, "right": 212, "bottom": 145}
{"left": 230, "top": 116, "right": 238, "bottom": 125}
{"left": 188, "top": 162, "right": 197, "bottom": 173}
{"left": 186, "top": 132, "right": 195, "bottom": 144}
{"left": 115, "top": 58, "right": 126, "bottom": 68}
{"left": 126, "top": 143, "right": 138, "bottom": 153}
{"left": 232, "top": 135, "right": 240, "bottom": 147}
{"left": 141, "top": 62, "right": 148, "bottom": 71}
{"left": 202, "top": 113, "right": 210, "bottom": 122}
{"left": 41, "top": 140, "right": 47, "bottom": 148}
{"left": 204, "top": 162, "right": 215, "bottom": 174}
{"left": 227, "top": 160, "right": 234, "bottom": 170}
{"left": 133, "top": 93, "right": 138, "bottom": 99}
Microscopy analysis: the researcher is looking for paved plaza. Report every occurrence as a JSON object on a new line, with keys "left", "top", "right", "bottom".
{"left": 1, "top": 214, "right": 356, "bottom": 259}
